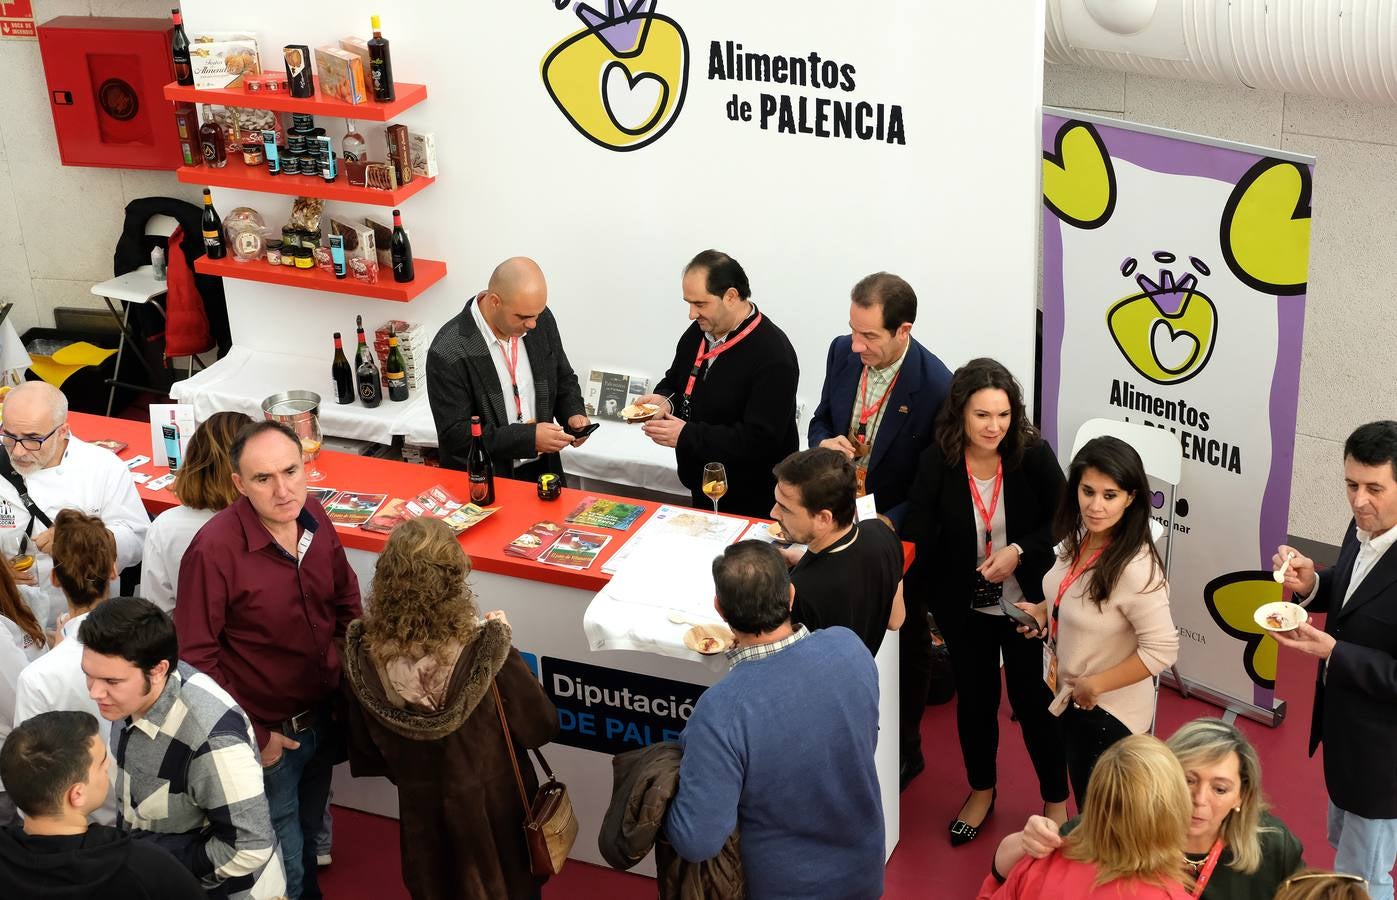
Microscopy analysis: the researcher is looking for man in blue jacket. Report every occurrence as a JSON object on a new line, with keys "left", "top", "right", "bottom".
{"left": 666, "top": 541, "right": 884, "bottom": 900}
{"left": 807, "top": 272, "right": 951, "bottom": 529}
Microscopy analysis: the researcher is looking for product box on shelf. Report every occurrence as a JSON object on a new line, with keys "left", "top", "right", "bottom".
{"left": 325, "top": 215, "right": 376, "bottom": 261}
{"left": 408, "top": 131, "right": 438, "bottom": 178}
{"left": 338, "top": 36, "right": 372, "bottom": 74}
{"left": 190, "top": 32, "right": 260, "bottom": 90}
{"left": 364, "top": 215, "right": 393, "bottom": 268}
{"left": 314, "top": 46, "right": 367, "bottom": 104}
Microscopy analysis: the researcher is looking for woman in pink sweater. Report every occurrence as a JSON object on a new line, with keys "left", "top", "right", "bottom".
{"left": 1017, "top": 435, "right": 1179, "bottom": 806}
{"left": 979, "top": 733, "right": 1193, "bottom": 899}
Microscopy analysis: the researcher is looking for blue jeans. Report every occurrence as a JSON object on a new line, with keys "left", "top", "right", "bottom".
{"left": 263, "top": 719, "right": 334, "bottom": 900}
{"left": 1329, "top": 799, "right": 1397, "bottom": 900}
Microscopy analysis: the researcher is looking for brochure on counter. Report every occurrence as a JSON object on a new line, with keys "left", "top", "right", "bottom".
{"left": 307, "top": 483, "right": 496, "bottom": 535}
{"left": 564, "top": 496, "right": 645, "bottom": 530}
{"left": 602, "top": 505, "right": 749, "bottom": 575}
{"left": 504, "top": 522, "right": 610, "bottom": 570}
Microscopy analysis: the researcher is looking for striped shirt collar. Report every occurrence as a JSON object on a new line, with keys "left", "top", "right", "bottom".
{"left": 725, "top": 623, "right": 809, "bottom": 669}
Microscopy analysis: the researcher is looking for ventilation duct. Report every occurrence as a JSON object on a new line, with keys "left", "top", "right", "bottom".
{"left": 1045, "top": 0, "right": 1397, "bottom": 106}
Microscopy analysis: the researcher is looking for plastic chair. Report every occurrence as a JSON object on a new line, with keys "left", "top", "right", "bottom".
{"left": 1068, "top": 418, "right": 1188, "bottom": 722}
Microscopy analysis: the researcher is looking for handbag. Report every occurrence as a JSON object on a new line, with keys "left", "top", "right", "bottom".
{"left": 492, "top": 679, "right": 578, "bottom": 876}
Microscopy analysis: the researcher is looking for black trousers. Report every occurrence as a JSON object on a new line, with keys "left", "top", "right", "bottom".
{"left": 899, "top": 566, "right": 934, "bottom": 761}
{"left": 936, "top": 603, "right": 1069, "bottom": 803}
{"left": 1057, "top": 703, "right": 1132, "bottom": 807}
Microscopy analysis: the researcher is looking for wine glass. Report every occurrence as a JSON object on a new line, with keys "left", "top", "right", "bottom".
{"left": 702, "top": 462, "right": 727, "bottom": 513}
{"left": 299, "top": 414, "right": 326, "bottom": 483}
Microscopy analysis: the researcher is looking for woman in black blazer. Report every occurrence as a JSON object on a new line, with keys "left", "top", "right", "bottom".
{"left": 906, "top": 358, "right": 1068, "bottom": 845}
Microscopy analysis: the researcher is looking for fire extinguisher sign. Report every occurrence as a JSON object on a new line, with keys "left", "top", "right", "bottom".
{"left": 0, "top": 0, "right": 35, "bottom": 40}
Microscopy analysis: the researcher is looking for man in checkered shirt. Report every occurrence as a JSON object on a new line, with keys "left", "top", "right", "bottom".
{"left": 79, "top": 597, "right": 286, "bottom": 900}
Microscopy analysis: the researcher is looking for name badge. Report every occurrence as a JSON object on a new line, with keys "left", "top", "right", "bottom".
{"left": 1043, "top": 643, "right": 1058, "bottom": 694}
{"left": 855, "top": 493, "right": 878, "bottom": 522}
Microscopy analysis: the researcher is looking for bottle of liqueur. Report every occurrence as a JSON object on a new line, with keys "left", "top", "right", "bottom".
{"left": 171, "top": 8, "right": 193, "bottom": 86}
{"left": 200, "top": 189, "right": 225, "bottom": 259}
{"left": 355, "top": 317, "right": 382, "bottom": 407}
{"left": 385, "top": 328, "right": 409, "bottom": 402}
{"left": 331, "top": 332, "right": 354, "bottom": 404}
{"left": 198, "top": 107, "right": 227, "bottom": 168}
{"left": 466, "top": 416, "right": 495, "bottom": 506}
{"left": 390, "top": 209, "right": 414, "bottom": 283}
{"left": 342, "top": 120, "right": 366, "bottom": 162}
{"left": 368, "top": 16, "right": 395, "bottom": 102}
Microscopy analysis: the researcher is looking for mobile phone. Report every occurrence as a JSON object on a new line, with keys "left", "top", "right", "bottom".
{"left": 1000, "top": 595, "right": 1042, "bottom": 632}
{"left": 567, "top": 422, "right": 601, "bottom": 440}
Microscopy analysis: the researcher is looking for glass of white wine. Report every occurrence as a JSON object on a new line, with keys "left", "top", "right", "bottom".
{"left": 702, "top": 462, "right": 727, "bottom": 513}
{"left": 300, "top": 414, "right": 326, "bottom": 483}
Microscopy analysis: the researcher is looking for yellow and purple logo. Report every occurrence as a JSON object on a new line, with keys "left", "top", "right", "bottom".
{"left": 542, "top": 0, "right": 690, "bottom": 152}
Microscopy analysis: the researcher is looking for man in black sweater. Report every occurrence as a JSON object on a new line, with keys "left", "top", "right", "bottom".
{"left": 636, "top": 250, "right": 799, "bottom": 518}
{"left": 0, "top": 711, "right": 203, "bottom": 899}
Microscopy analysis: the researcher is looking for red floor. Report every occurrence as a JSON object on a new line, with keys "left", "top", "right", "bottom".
{"left": 320, "top": 647, "right": 1334, "bottom": 899}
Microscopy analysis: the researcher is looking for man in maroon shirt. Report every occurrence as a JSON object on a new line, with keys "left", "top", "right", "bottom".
{"left": 175, "top": 421, "right": 361, "bottom": 900}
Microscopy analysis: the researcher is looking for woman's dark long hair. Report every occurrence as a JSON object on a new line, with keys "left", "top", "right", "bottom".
{"left": 0, "top": 560, "right": 44, "bottom": 652}
{"left": 934, "top": 357, "right": 1039, "bottom": 470}
{"left": 1053, "top": 435, "right": 1163, "bottom": 605}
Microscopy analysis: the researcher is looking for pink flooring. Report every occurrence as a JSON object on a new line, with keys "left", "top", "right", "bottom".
{"left": 320, "top": 646, "right": 1335, "bottom": 899}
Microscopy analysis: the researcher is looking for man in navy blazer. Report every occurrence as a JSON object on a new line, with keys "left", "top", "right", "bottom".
{"left": 1274, "top": 421, "right": 1397, "bottom": 900}
{"left": 807, "top": 272, "right": 951, "bottom": 529}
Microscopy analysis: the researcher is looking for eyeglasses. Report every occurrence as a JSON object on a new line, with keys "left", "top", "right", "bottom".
{"left": 0, "top": 424, "right": 61, "bottom": 451}
{"left": 1281, "top": 873, "right": 1368, "bottom": 887}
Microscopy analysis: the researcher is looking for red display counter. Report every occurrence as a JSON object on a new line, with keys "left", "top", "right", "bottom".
{"left": 73, "top": 411, "right": 904, "bottom": 870}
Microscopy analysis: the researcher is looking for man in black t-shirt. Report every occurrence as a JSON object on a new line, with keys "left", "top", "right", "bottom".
{"left": 0, "top": 711, "right": 204, "bottom": 900}
{"left": 770, "top": 448, "right": 905, "bottom": 654}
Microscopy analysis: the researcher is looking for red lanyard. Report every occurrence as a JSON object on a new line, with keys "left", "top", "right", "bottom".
{"left": 684, "top": 313, "right": 763, "bottom": 399}
{"left": 965, "top": 457, "right": 1003, "bottom": 555}
{"left": 1049, "top": 540, "right": 1107, "bottom": 643}
{"left": 495, "top": 337, "right": 523, "bottom": 422}
{"left": 1190, "top": 839, "right": 1226, "bottom": 897}
{"left": 856, "top": 368, "right": 901, "bottom": 439}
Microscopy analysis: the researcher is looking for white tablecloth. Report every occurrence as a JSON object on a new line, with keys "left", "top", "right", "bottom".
{"left": 170, "top": 346, "right": 436, "bottom": 446}
{"left": 174, "top": 348, "right": 690, "bottom": 494}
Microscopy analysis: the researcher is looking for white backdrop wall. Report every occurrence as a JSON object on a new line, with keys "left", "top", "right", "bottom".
{"left": 178, "top": 0, "right": 1046, "bottom": 429}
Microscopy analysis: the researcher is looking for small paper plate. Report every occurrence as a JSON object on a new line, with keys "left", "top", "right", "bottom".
{"left": 1254, "top": 601, "right": 1306, "bottom": 633}
{"left": 683, "top": 623, "right": 734, "bottom": 655}
{"left": 766, "top": 521, "right": 788, "bottom": 542}
{"left": 621, "top": 403, "right": 661, "bottom": 424}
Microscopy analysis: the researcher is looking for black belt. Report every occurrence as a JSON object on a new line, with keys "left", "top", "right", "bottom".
{"left": 278, "top": 707, "right": 320, "bottom": 736}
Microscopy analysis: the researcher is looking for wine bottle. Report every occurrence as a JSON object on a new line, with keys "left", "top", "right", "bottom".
{"left": 367, "top": 15, "right": 395, "bottom": 102}
{"left": 171, "top": 8, "right": 193, "bottom": 86}
{"left": 355, "top": 318, "right": 382, "bottom": 407}
{"left": 390, "top": 209, "right": 414, "bottom": 283}
{"left": 198, "top": 107, "right": 227, "bottom": 169}
{"left": 342, "top": 119, "right": 366, "bottom": 162}
{"left": 466, "top": 416, "right": 495, "bottom": 506}
{"left": 200, "top": 189, "right": 225, "bottom": 259}
{"left": 331, "top": 332, "right": 354, "bottom": 405}
{"left": 385, "top": 328, "right": 409, "bottom": 402}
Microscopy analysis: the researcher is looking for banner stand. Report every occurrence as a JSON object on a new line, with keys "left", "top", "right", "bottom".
{"left": 1160, "top": 671, "right": 1286, "bottom": 727}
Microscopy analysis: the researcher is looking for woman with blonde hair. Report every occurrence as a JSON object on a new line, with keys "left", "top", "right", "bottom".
{"left": 140, "top": 411, "right": 252, "bottom": 612}
{"left": 998, "top": 717, "right": 1304, "bottom": 899}
{"left": 979, "top": 733, "right": 1193, "bottom": 898}
{"left": 1274, "top": 870, "right": 1371, "bottom": 900}
{"left": 341, "top": 517, "right": 558, "bottom": 900}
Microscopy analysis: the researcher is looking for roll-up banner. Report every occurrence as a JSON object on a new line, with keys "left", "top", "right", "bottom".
{"left": 1040, "top": 108, "right": 1314, "bottom": 724}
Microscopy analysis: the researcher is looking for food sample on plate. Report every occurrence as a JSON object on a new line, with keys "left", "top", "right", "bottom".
{"left": 1253, "top": 601, "right": 1305, "bottom": 633}
{"left": 620, "top": 402, "right": 661, "bottom": 422}
{"left": 767, "top": 521, "right": 787, "bottom": 541}
{"left": 683, "top": 624, "right": 733, "bottom": 655}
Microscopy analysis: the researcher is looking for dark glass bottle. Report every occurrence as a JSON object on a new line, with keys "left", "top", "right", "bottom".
{"left": 466, "top": 416, "right": 495, "bottom": 506}
{"left": 331, "top": 332, "right": 354, "bottom": 404}
{"left": 355, "top": 318, "right": 382, "bottom": 407}
{"left": 385, "top": 328, "right": 409, "bottom": 402}
{"left": 200, "top": 189, "right": 225, "bottom": 259}
{"left": 199, "top": 107, "right": 227, "bottom": 168}
{"left": 368, "top": 15, "right": 395, "bottom": 102}
{"left": 171, "top": 9, "right": 193, "bottom": 86}
{"left": 390, "top": 209, "right": 414, "bottom": 283}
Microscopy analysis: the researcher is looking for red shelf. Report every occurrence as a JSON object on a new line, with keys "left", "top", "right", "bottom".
{"left": 176, "top": 163, "right": 432, "bottom": 206}
{"left": 163, "top": 79, "right": 427, "bottom": 121}
{"left": 195, "top": 255, "right": 446, "bottom": 302}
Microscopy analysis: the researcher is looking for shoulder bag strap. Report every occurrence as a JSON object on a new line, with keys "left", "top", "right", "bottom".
{"left": 491, "top": 679, "right": 532, "bottom": 810}
{"left": 0, "top": 451, "right": 51, "bottom": 532}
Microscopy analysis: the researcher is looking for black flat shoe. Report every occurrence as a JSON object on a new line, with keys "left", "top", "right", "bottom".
{"left": 899, "top": 752, "right": 926, "bottom": 792}
{"left": 948, "top": 789, "right": 996, "bottom": 847}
